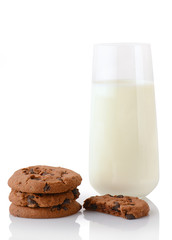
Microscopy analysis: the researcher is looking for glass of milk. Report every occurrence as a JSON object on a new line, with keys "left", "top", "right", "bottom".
{"left": 89, "top": 43, "right": 159, "bottom": 197}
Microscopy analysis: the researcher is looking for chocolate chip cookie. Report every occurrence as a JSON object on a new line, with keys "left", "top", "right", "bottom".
{"left": 9, "top": 188, "right": 80, "bottom": 208}
{"left": 10, "top": 200, "right": 81, "bottom": 218}
{"left": 8, "top": 166, "right": 82, "bottom": 193}
{"left": 84, "top": 194, "right": 150, "bottom": 219}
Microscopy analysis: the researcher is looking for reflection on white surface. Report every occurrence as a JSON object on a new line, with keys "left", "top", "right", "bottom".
{"left": 83, "top": 198, "right": 159, "bottom": 240}
{"left": 9, "top": 198, "right": 159, "bottom": 240}
{"left": 9, "top": 212, "right": 81, "bottom": 240}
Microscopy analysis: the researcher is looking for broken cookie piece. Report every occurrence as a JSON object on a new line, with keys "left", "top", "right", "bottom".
{"left": 84, "top": 194, "right": 150, "bottom": 220}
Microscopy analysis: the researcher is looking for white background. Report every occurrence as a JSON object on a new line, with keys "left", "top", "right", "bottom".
{"left": 0, "top": 0, "right": 172, "bottom": 239}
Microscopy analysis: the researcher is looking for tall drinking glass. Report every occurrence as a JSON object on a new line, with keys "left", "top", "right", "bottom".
{"left": 89, "top": 43, "right": 159, "bottom": 197}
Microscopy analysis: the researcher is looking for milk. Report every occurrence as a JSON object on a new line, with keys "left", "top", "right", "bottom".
{"left": 89, "top": 80, "right": 159, "bottom": 197}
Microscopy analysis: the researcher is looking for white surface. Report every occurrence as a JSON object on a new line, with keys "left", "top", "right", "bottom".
{"left": 0, "top": 0, "right": 172, "bottom": 239}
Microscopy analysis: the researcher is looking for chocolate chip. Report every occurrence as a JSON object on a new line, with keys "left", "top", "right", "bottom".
{"left": 22, "top": 169, "right": 29, "bottom": 175}
{"left": 125, "top": 214, "right": 135, "bottom": 220}
{"left": 41, "top": 171, "right": 54, "bottom": 176}
{"left": 55, "top": 205, "right": 61, "bottom": 210}
{"left": 55, "top": 172, "right": 67, "bottom": 180}
{"left": 37, "top": 193, "right": 43, "bottom": 197}
{"left": 90, "top": 204, "right": 97, "bottom": 210}
{"left": 29, "top": 168, "right": 35, "bottom": 174}
{"left": 116, "top": 195, "right": 124, "bottom": 198}
{"left": 27, "top": 195, "right": 34, "bottom": 199}
{"left": 27, "top": 195, "right": 39, "bottom": 207}
{"left": 30, "top": 176, "right": 41, "bottom": 180}
{"left": 41, "top": 171, "right": 48, "bottom": 176}
{"left": 72, "top": 189, "right": 79, "bottom": 198}
{"left": 43, "top": 183, "right": 50, "bottom": 192}
{"left": 51, "top": 204, "right": 61, "bottom": 211}
{"left": 72, "top": 189, "right": 77, "bottom": 194}
{"left": 63, "top": 199, "right": 70, "bottom": 204}
{"left": 112, "top": 202, "right": 120, "bottom": 212}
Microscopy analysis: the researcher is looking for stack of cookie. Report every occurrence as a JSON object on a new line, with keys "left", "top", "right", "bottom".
{"left": 8, "top": 165, "right": 82, "bottom": 218}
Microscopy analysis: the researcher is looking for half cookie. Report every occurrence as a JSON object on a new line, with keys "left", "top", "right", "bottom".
{"left": 84, "top": 194, "right": 150, "bottom": 219}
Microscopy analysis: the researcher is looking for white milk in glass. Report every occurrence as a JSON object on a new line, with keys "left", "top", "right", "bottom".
{"left": 89, "top": 80, "right": 159, "bottom": 197}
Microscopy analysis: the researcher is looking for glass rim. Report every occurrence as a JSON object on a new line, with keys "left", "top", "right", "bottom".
{"left": 94, "top": 42, "right": 151, "bottom": 47}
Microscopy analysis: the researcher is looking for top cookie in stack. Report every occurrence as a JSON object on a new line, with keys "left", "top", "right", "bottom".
{"left": 8, "top": 165, "right": 82, "bottom": 218}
